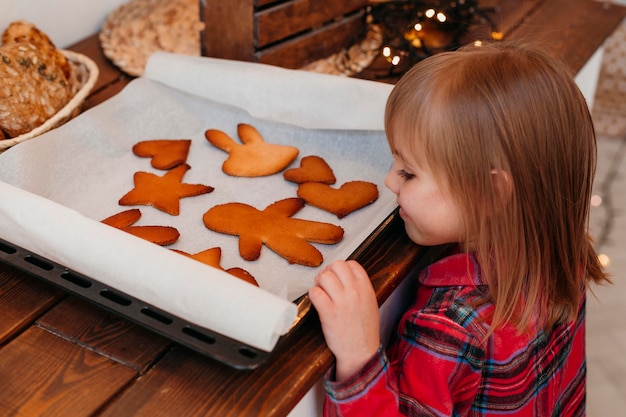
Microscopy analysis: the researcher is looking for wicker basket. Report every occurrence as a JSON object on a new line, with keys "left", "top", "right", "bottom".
{"left": 0, "top": 49, "right": 99, "bottom": 152}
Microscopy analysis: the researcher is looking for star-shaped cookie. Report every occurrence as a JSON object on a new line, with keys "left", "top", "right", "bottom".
{"left": 173, "top": 247, "right": 259, "bottom": 286}
{"left": 119, "top": 163, "right": 214, "bottom": 215}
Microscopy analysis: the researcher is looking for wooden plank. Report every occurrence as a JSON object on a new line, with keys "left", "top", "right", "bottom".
{"left": 504, "top": 0, "right": 626, "bottom": 73}
{"left": 256, "top": 0, "right": 281, "bottom": 8}
{"left": 0, "top": 263, "right": 63, "bottom": 343}
{"left": 37, "top": 296, "right": 172, "bottom": 372}
{"left": 202, "top": 0, "right": 256, "bottom": 61}
{"left": 255, "top": 0, "right": 367, "bottom": 47}
{"left": 98, "top": 325, "right": 332, "bottom": 417}
{"left": 483, "top": 0, "right": 544, "bottom": 36}
{"left": 257, "top": 12, "right": 365, "bottom": 68}
{"left": 67, "top": 32, "right": 134, "bottom": 112}
{"left": 0, "top": 326, "right": 137, "bottom": 416}
{"left": 67, "top": 34, "right": 131, "bottom": 95}
{"left": 458, "top": 0, "right": 544, "bottom": 47}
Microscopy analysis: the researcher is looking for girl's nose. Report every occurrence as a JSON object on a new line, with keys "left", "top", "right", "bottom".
{"left": 384, "top": 169, "right": 398, "bottom": 194}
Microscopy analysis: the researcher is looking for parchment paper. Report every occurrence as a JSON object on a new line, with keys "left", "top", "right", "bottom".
{"left": 0, "top": 53, "right": 396, "bottom": 352}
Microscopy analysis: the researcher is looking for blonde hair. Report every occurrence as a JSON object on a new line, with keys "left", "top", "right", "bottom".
{"left": 385, "top": 42, "right": 609, "bottom": 332}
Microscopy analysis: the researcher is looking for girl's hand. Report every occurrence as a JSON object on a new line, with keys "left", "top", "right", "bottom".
{"left": 308, "top": 260, "right": 380, "bottom": 381}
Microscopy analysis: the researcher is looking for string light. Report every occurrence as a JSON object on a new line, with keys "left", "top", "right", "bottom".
{"left": 597, "top": 253, "right": 611, "bottom": 268}
{"left": 590, "top": 194, "right": 603, "bottom": 207}
{"left": 363, "top": 0, "right": 499, "bottom": 76}
{"left": 591, "top": 194, "right": 611, "bottom": 267}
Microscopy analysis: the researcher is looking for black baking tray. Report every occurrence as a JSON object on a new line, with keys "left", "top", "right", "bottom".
{"left": 0, "top": 236, "right": 308, "bottom": 370}
{"left": 0, "top": 209, "right": 399, "bottom": 370}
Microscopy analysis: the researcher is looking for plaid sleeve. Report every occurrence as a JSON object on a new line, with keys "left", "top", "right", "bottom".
{"left": 323, "top": 346, "right": 401, "bottom": 417}
{"left": 322, "top": 310, "right": 485, "bottom": 417}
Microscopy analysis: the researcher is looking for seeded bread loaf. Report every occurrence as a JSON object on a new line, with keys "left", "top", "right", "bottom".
{"left": 0, "top": 21, "right": 72, "bottom": 139}
{"left": 1, "top": 20, "right": 70, "bottom": 79}
{"left": 0, "top": 42, "right": 72, "bottom": 138}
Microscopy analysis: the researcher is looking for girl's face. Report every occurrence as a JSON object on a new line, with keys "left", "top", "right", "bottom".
{"left": 384, "top": 149, "right": 466, "bottom": 247}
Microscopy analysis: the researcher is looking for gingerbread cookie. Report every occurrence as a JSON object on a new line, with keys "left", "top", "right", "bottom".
{"left": 297, "top": 181, "right": 379, "bottom": 218}
{"left": 132, "top": 139, "right": 191, "bottom": 170}
{"left": 119, "top": 163, "right": 214, "bottom": 215}
{"left": 202, "top": 197, "right": 344, "bottom": 267}
{"left": 283, "top": 155, "right": 336, "bottom": 184}
{"left": 173, "top": 247, "right": 258, "bottom": 286}
{"left": 205, "top": 123, "right": 299, "bottom": 177}
{"left": 101, "top": 208, "right": 180, "bottom": 245}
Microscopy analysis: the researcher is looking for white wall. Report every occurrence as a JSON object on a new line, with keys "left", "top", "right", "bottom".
{"left": 575, "top": 46, "right": 604, "bottom": 111}
{"left": 0, "top": 0, "right": 128, "bottom": 48}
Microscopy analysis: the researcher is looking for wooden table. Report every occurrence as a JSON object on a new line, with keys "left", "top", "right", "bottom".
{"left": 1, "top": 1, "right": 624, "bottom": 416}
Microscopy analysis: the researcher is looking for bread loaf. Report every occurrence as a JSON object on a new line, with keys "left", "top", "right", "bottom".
{"left": 0, "top": 21, "right": 72, "bottom": 139}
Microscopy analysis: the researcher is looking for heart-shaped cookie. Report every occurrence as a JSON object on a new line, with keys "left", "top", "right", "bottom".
{"left": 283, "top": 155, "right": 336, "bottom": 184}
{"left": 297, "top": 181, "right": 379, "bottom": 218}
{"left": 132, "top": 139, "right": 192, "bottom": 170}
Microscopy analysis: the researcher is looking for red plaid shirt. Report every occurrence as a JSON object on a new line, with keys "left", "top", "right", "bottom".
{"left": 322, "top": 251, "right": 586, "bottom": 416}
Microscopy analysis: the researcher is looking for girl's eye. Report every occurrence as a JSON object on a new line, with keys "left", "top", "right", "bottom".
{"left": 398, "top": 169, "right": 415, "bottom": 180}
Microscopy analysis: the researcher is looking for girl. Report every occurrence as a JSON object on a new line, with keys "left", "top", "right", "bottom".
{"left": 308, "top": 42, "right": 609, "bottom": 416}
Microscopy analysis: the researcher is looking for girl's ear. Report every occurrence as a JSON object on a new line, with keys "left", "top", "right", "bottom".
{"left": 491, "top": 169, "right": 513, "bottom": 205}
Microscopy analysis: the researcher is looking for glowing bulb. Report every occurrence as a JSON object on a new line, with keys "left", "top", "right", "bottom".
{"left": 382, "top": 46, "right": 391, "bottom": 57}
{"left": 473, "top": 40, "right": 483, "bottom": 47}
{"left": 425, "top": 8, "right": 436, "bottom": 18}
{"left": 491, "top": 31, "right": 503, "bottom": 40}
{"left": 391, "top": 55, "right": 401, "bottom": 65}
{"left": 414, "top": 22, "right": 423, "bottom": 31}
{"left": 436, "top": 12, "right": 447, "bottom": 22}
{"left": 591, "top": 194, "right": 603, "bottom": 207}
{"left": 598, "top": 253, "right": 611, "bottom": 267}
{"left": 410, "top": 37, "right": 422, "bottom": 48}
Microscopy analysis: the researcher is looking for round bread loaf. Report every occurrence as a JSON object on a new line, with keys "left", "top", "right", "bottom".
{"left": 1, "top": 20, "right": 71, "bottom": 79}
{"left": 0, "top": 41, "right": 72, "bottom": 138}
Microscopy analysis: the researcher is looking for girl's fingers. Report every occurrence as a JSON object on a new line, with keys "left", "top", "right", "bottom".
{"left": 314, "top": 268, "right": 343, "bottom": 299}
{"left": 310, "top": 260, "right": 374, "bottom": 310}
{"left": 308, "top": 285, "right": 329, "bottom": 309}
{"left": 345, "top": 259, "right": 369, "bottom": 281}
{"left": 326, "top": 260, "right": 373, "bottom": 301}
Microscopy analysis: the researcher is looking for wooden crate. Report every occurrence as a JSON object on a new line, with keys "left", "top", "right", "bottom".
{"left": 200, "top": 0, "right": 369, "bottom": 69}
